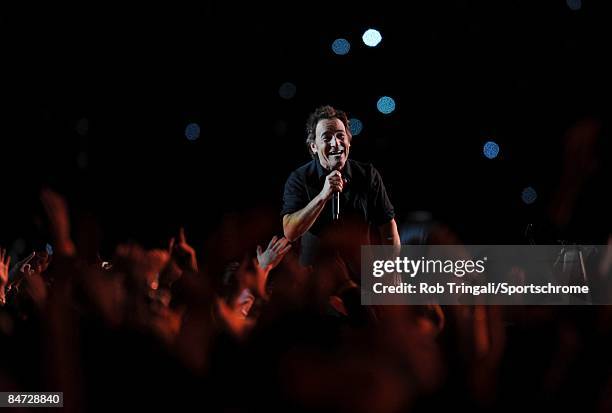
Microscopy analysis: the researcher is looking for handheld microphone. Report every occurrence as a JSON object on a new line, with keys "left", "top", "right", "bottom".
{"left": 332, "top": 191, "right": 340, "bottom": 221}
{"left": 331, "top": 169, "right": 346, "bottom": 221}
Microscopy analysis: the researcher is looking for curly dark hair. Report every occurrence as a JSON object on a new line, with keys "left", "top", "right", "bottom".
{"left": 305, "top": 105, "right": 352, "bottom": 159}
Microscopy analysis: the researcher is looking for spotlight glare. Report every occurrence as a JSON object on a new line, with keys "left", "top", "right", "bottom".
{"left": 376, "top": 96, "right": 396, "bottom": 114}
{"left": 331, "top": 38, "right": 351, "bottom": 55}
{"left": 483, "top": 141, "right": 500, "bottom": 159}
{"left": 521, "top": 186, "right": 538, "bottom": 205}
{"left": 362, "top": 29, "right": 382, "bottom": 47}
{"left": 349, "top": 118, "right": 363, "bottom": 136}
{"left": 75, "top": 118, "right": 89, "bottom": 136}
{"left": 185, "top": 122, "right": 201, "bottom": 141}
{"left": 566, "top": 0, "right": 581, "bottom": 11}
{"left": 279, "top": 82, "right": 297, "bottom": 99}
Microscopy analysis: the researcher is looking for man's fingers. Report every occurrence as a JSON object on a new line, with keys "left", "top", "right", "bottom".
{"left": 17, "top": 252, "right": 36, "bottom": 268}
{"left": 330, "top": 183, "right": 343, "bottom": 192}
{"left": 276, "top": 237, "right": 290, "bottom": 250}
{"left": 278, "top": 243, "right": 292, "bottom": 256}
{"left": 257, "top": 245, "right": 263, "bottom": 257}
{"left": 178, "top": 227, "right": 186, "bottom": 243}
{"left": 271, "top": 238, "right": 285, "bottom": 252}
{"left": 267, "top": 236, "right": 278, "bottom": 250}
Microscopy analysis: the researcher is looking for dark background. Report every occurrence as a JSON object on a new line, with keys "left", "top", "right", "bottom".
{"left": 1, "top": 0, "right": 610, "bottom": 254}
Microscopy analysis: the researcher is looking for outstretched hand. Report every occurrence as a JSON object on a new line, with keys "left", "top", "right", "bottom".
{"left": 245, "top": 236, "right": 292, "bottom": 299}
{"left": 256, "top": 236, "right": 291, "bottom": 272}
{"left": 169, "top": 227, "right": 198, "bottom": 273}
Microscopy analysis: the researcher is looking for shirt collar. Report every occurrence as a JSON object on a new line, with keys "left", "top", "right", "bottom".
{"left": 315, "top": 159, "right": 352, "bottom": 183}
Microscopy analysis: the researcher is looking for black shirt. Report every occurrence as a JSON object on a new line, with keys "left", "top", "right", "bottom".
{"left": 281, "top": 159, "right": 395, "bottom": 270}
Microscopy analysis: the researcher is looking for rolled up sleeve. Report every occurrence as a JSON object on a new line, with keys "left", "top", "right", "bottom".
{"left": 281, "top": 171, "right": 308, "bottom": 217}
{"left": 369, "top": 166, "right": 395, "bottom": 226}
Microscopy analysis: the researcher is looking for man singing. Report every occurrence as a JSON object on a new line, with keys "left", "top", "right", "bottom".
{"left": 281, "top": 105, "right": 400, "bottom": 287}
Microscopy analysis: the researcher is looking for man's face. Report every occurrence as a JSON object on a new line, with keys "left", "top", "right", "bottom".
{"left": 311, "top": 118, "right": 351, "bottom": 171}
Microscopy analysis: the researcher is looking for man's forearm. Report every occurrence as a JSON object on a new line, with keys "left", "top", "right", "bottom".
{"left": 283, "top": 194, "right": 328, "bottom": 242}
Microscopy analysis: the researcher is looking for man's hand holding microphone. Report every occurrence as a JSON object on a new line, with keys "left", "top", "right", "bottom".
{"left": 321, "top": 170, "right": 344, "bottom": 221}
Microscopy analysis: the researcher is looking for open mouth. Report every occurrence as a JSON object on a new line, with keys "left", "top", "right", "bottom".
{"left": 329, "top": 150, "right": 344, "bottom": 156}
